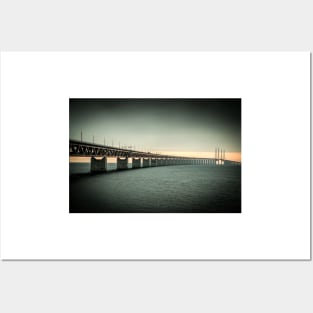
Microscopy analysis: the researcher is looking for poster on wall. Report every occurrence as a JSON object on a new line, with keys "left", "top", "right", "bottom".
{"left": 0, "top": 52, "right": 310, "bottom": 260}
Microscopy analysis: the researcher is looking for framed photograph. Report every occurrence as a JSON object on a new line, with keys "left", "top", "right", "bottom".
{"left": 0, "top": 52, "right": 310, "bottom": 260}
{"left": 69, "top": 98, "right": 241, "bottom": 214}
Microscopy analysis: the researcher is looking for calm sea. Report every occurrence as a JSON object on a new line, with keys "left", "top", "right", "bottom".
{"left": 70, "top": 163, "right": 241, "bottom": 213}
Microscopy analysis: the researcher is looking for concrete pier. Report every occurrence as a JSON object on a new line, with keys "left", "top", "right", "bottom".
{"left": 91, "top": 156, "right": 107, "bottom": 173}
{"left": 142, "top": 158, "right": 151, "bottom": 167}
{"left": 88, "top": 156, "right": 236, "bottom": 173}
{"left": 159, "top": 159, "right": 167, "bottom": 166}
{"left": 132, "top": 158, "right": 141, "bottom": 169}
{"left": 117, "top": 157, "right": 128, "bottom": 170}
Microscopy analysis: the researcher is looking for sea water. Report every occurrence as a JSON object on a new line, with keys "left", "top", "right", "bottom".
{"left": 70, "top": 163, "right": 241, "bottom": 213}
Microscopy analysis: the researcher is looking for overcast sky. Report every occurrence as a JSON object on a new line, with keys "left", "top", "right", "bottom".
{"left": 70, "top": 99, "right": 241, "bottom": 155}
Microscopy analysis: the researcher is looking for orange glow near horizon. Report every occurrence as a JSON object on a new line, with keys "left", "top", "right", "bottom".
{"left": 156, "top": 151, "right": 241, "bottom": 162}
{"left": 70, "top": 152, "right": 241, "bottom": 163}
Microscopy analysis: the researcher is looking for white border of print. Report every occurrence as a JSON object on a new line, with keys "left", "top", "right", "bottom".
{"left": 0, "top": 52, "right": 310, "bottom": 260}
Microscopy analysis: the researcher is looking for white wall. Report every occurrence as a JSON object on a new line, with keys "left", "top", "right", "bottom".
{"left": 0, "top": 1, "right": 312, "bottom": 313}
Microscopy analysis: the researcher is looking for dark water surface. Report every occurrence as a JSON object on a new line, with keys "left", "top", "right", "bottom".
{"left": 70, "top": 164, "right": 241, "bottom": 213}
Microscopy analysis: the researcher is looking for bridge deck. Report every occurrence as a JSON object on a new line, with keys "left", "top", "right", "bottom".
{"left": 69, "top": 139, "right": 240, "bottom": 164}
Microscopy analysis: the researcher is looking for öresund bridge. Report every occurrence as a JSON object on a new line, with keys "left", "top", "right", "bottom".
{"left": 70, "top": 139, "right": 241, "bottom": 173}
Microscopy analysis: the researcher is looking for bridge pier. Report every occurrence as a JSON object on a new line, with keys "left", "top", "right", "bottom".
{"left": 91, "top": 156, "right": 107, "bottom": 173}
{"left": 117, "top": 157, "right": 128, "bottom": 170}
{"left": 151, "top": 158, "right": 158, "bottom": 167}
{"left": 142, "top": 158, "right": 151, "bottom": 167}
{"left": 132, "top": 158, "right": 141, "bottom": 169}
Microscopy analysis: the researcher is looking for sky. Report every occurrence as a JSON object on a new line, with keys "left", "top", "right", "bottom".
{"left": 69, "top": 99, "right": 241, "bottom": 161}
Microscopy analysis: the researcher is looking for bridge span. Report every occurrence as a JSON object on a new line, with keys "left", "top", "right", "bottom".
{"left": 70, "top": 140, "right": 240, "bottom": 173}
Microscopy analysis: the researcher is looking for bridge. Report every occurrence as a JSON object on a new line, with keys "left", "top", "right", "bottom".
{"left": 69, "top": 139, "right": 241, "bottom": 173}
